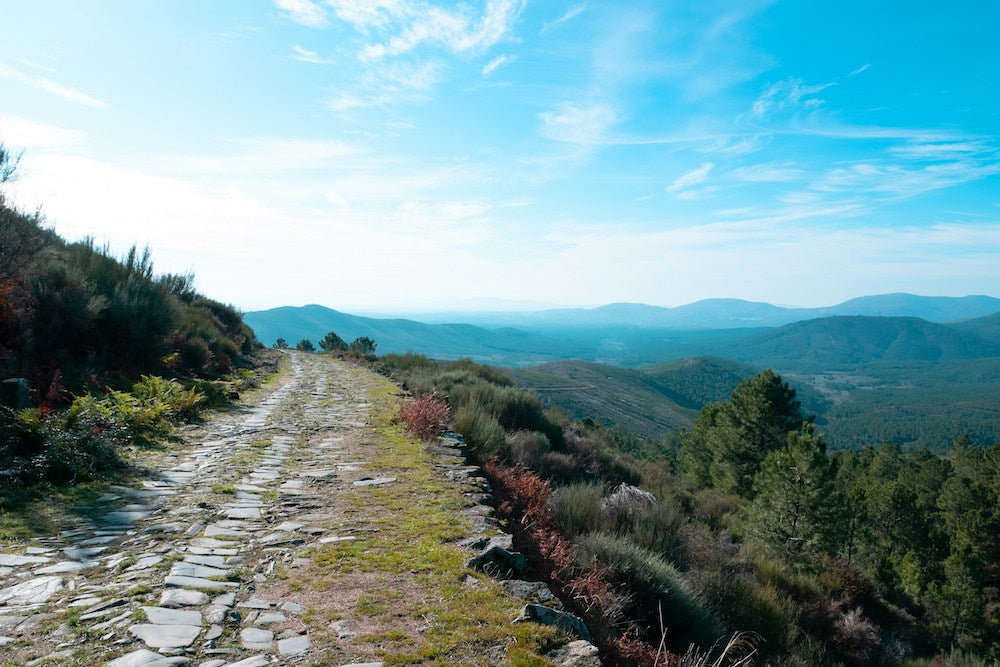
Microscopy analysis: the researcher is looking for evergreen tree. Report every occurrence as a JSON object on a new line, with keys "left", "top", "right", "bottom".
{"left": 295, "top": 339, "right": 315, "bottom": 352}
{"left": 349, "top": 336, "right": 376, "bottom": 356}
{"left": 318, "top": 330, "right": 347, "bottom": 352}
{"left": 710, "top": 370, "right": 808, "bottom": 496}
{"left": 746, "top": 424, "right": 840, "bottom": 568}
{"left": 273, "top": 338, "right": 288, "bottom": 349}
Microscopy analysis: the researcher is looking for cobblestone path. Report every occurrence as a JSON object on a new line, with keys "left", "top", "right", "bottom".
{"left": 0, "top": 352, "right": 394, "bottom": 666}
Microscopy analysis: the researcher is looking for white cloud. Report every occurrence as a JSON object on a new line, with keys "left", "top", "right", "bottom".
{"left": 0, "top": 62, "right": 107, "bottom": 108}
{"left": 481, "top": 54, "right": 512, "bottom": 77}
{"left": 889, "top": 141, "right": 986, "bottom": 160}
{"left": 291, "top": 45, "right": 335, "bottom": 64}
{"left": 812, "top": 160, "right": 1000, "bottom": 199}
{"left": 731, "top": 161, "right": 804, "bottom": 182}
{"left": 540, "top": 4, "right": 586, "bottom": 35}
{"left": 539, "top": 103, "right": 616, "bottom": 144}
{"left": 274, "top": 0, "right": 329, "bottom": 28}
{"left": 667, "top": 163, "right": 714, "bottom": 193}
{"left": 346, "top": 0, "right": 524, "bottom": 60}
{"left": 849, "top": 63, "right": 871, "bottom": 77}
{"left": 752, "top": 78, "right": 833, "bottom": 117}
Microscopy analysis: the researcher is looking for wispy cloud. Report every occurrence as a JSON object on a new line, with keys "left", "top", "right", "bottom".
{"left": 752, "top": 78, "right": 833, "bottom": 116}
{"left": 481, "top": 54, "right": 512, "bottom": 77}
{"left": 325, "top": 60, "right": 442, "bottom": 112}
{"left": 667, "top": 162, "right": 714, "bottom": 193}
{"left": 334, "top": 0, "right": 525, "bottom": 61}
{"left": 0, "top": 62, "right": 107, "bottom": 108}
{"left": 731, "top": 161, "right": 804, "bottom": 182}
{"left": 273, "top": 0, "right": 329, "bottom": 28}
{"left": 290, "top": 45, "right": 335, "bottom": 64}
{"left": 539, "top": 103, "right": 617, "bottom": 144}
{"left": 812, "top": 160, "right": 1000, "bottom": 200}
{"left": 849, "top": 63, "right": 871, "bottom": 77}
{"left": 540, "top": 4, "right": 586, "bottom": 35}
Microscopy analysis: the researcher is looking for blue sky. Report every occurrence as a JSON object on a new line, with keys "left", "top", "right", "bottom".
{"left": 1, "top": 1, "right": 998, "bottom": 313}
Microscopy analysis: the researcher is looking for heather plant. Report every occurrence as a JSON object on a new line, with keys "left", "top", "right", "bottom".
{"left": 399, "top": 392, "right": 450, "bottom": 441}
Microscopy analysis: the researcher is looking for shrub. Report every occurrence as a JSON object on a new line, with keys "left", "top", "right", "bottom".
{"left": 507, "top": 430, "right": 551, "bottom": 468}
{"left": 319, "top": 331, "right": 348, "bottom": 352}
{"left": 400, "top": 392, "right": 450, "bottom": 441}
{"left": 295, "top": 339, "right": 315, "bottom": 352}
{"left": 447, "top": 357, "right": 514, "bottom": 386}
{"left": 453, "top": 407, "right": 506, "bottom": 460}
{"left": 576, "top": 531, "right": 722, "bottom": 651}
{"left": 626, "top": 498, "right": 689, "bottom": 569}
{"left": 549, "top": 483, "right": 604, "bottom": 538}
{"left": 699, "top": 572, "right": 792, "bottom": 658}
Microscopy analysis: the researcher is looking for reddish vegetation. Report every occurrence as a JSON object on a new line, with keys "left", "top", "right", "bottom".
{"left": 484, "top": 460, "right": 669, "bottom": 666}
{"left": 399, "top": 392, "right": 451, "bottom": 441}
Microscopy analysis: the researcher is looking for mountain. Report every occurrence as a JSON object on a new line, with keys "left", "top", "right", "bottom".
{"left": 951, "top": 310, "right": 1000, "bottom": 341}
{"left": 723, "top": 316, "right": 1000, "bottom": 370}
{"left": 380, "top": 293, "right": 1000, "bottom": 331}
{"left": 818, "top": 293, "right": 1000, "bottom": 322}
{"left": 242, "top": 304, "right": 585, "bottom": 366}
{"left": 642, "top": 356, "right": 764, "bottom": 409}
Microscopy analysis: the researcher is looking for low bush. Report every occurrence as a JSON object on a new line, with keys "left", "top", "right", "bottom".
{"left": 576, "top": 531, "right": 722, "bottom": 652}
{"left": 549, "top": 483, "right": 604, "bottom": 538}
{"left": 400, "top": 392, "right": 450, "bottom": 441}
{"left": 453, "top": 407, "right": 506, "bottom": 460}
{"left": 507, "top": 430, "right": 551, "bottom": 468}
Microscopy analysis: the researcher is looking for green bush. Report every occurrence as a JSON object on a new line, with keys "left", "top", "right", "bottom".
{"left": 576, "top": 531, "right": 722, "bottom": 651}
{"left": 507, "top": 430, "right": 551, "bottom": 468}
{"left": 447, "top": 357, "right": 514, "bottom": 386}
{"left": 699, "top": 572, "right": 792, "bottom": 658}
{"left": 625, "top": 498, "right": 689, "bottom": 569}
{"left": 453, "top": 407, "right": 506, "bottom": 460}
{"left": 548, "top": 482, "right": 604, "bottom": 537}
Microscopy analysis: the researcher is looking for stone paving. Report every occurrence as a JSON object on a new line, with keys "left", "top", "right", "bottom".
{"left": 0, "top": 352, "right": 392, "bottom": 666}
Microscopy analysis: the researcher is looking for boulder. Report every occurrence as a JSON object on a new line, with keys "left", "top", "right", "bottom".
{"left": 546, "top": 640, "right": 602, "bottom": 666}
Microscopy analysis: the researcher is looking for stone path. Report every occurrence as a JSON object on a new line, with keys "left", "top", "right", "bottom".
{"left": 0, "top": 352, "right": 391, "bottom": 666}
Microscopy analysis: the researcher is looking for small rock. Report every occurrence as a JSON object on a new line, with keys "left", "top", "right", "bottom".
{"left": 255, "top": 612, "right": 286, "bottom": 626}
{"left": 467, "top": 546, "right": 528, "bottom": 579}
{"left": 0, "top": 576, "right": 64, "bottom": 605}
{"left": 280, "top": 601, "right": 304, "bottom": 614}
{"left": 514, "top": 604, "right": 590, "bottom": 641}
{"left": 546, "top": 640, "right": 602, "bottom": 666}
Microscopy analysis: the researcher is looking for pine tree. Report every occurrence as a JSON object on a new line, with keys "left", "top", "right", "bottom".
{"left": 709, "top": 370, "right": 808, "bottom": 497}
{"left": 746, "top": 424, "right": 839, "bottom": 568}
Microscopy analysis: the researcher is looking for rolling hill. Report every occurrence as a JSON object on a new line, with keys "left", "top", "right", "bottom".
{"left": 722, "top": 316, "right": 1000, "bottom": 370}
{"left": 506, "top": 360, "right": 698, "bottom": 439}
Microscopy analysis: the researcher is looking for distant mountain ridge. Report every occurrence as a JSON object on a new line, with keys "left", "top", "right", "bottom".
{"left": 243, "top": 294, "right": 1000, "bottom": 369}
{"left": 370, "top": 293, "right": 1000, "bottom": 330}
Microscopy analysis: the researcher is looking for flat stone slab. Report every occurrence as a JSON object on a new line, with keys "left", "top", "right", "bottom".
{"left": 159, "top": 589, "right": 210, "bottom": 608}
{"left": 274, "top": 521, "right": 303, "bottom": 532}
{"left": 183, "top": 555, "right": 226, "bottom": 567}
{"left": 164, "top": 575, "right": 238, "bottom": 591}
{"left": 0, "top": 554, "right": 51, "bottom": 566}
{"left": 240, "top": 627, "right": 273, "bottom": 649}
{"left": 35, "top": 560, "right": 97, "bottom": 574}
{"left": 277, "top": 633, "right": 310, "bottom": 656}
{"left": 255, "top": 612, "right": 286, "bottom": 625}
{"left": 204, "top": 525, "right": 244, "bottom": 538}
{"left": 106, "top": 648, "right": 173, "bottom": 666}
{"left": 237, "top": 597, "right": 272, "bottom": 609}
{"left": 228, "top": 657, "right": 270, "bottom": 667}
{"left": 129, "top": 623, "right": 202, "bottom": 648}
{"left": 169, "top": 562, "right": 229, "bottom": 579}
{"left": 318, "top": 535, "right": 356, "bottom": 544}
{"left": 127, "top": 555, "right": 164, "bottom": 571}
{"left": 224, "top": 507, "right": 261, "bottom": 520}
{"left": 0, "top": 576, "right": 63, "bottom": 605}
{"left": 142, "top": 606, "right": 202, "bottom": 625}
{"left": 352, "top": 477, "right": 396, "bottom": 487}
